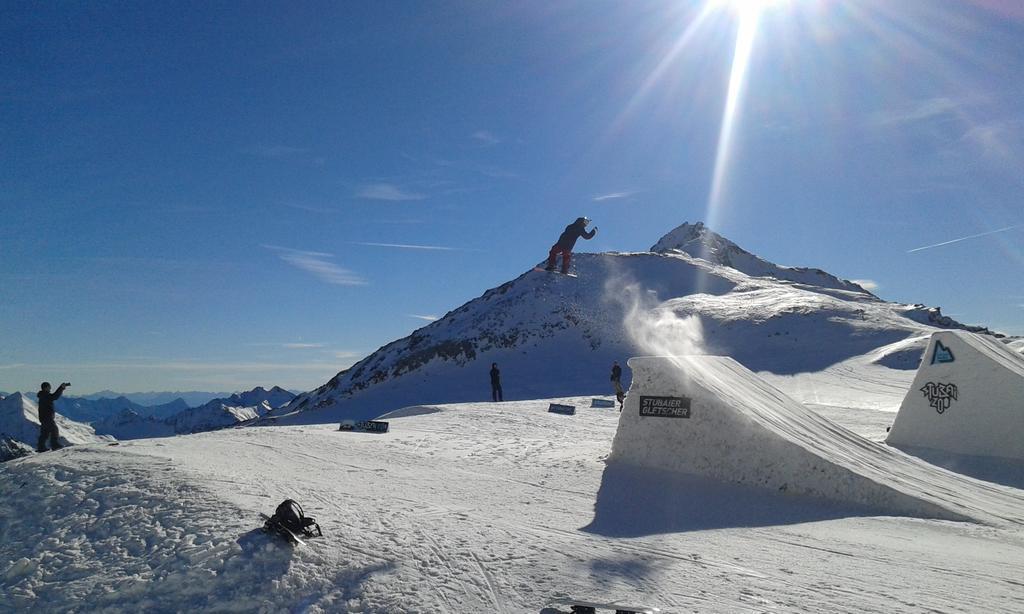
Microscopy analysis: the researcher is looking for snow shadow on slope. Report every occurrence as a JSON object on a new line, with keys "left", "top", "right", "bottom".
{"left": 583, "top": 464, "right": 882, "bottom": 536}
{"left": 892, "top": 445, "right": 1024, "bottom": 490}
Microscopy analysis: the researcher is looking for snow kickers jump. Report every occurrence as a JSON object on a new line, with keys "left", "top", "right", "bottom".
{"left": 549, "top": 598, "right": 659, "bottom": 614}
{"left": 261, "top": 499, "right": 323, "bottom": 546}
{"left": 338, "top": 419, "right": 390, "bottom": 433}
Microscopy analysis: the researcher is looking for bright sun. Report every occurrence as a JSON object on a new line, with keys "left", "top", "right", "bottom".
{"left": 722, "top": 0, "right": 787, "bottom": 19}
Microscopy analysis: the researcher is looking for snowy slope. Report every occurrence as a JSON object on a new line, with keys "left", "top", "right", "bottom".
{"left": 3, "top": 392, "right": 1024, "bottom": 612}
{"left": 275, "top": 225, "right": 996, "bottom": 426}
{"left": 0, "top": 393, "right": 113, "bottom": 451}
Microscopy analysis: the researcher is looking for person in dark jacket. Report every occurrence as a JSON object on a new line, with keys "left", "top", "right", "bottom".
{"left": 610, "top": 361, "right": 624, "bottom": 410}
{"left": 489, "top": 363, "right": 503, "bottom": 402}
{"left": 36, "top": 381, "right": 69, "bottom": 452}
{"left": 546, "top": 217, "right": 597, "bottom": 274}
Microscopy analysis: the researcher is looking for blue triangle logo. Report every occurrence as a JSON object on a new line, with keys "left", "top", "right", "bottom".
{"left": 931, "top": 341, "right": 955, "bottom": 364}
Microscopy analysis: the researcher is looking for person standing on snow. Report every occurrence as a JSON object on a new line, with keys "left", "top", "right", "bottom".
{"left": 610, "top": 361, "right": 625, "bottom": 410}
{"left": 490, "top": 363, "right": 503, "bottom": 402}
{"left": 36, "top": 381, "right": 69, "bottom": 452}
{"left": 545, "top": 217, "right": 597, "bottom": 274}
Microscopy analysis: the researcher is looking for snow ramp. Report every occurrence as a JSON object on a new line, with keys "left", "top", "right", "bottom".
{"left": 886, "top": 330, "right": 1024, "bottom": 460}
{"left": 608, "top": 356, "right": 1024, "bottom": 525}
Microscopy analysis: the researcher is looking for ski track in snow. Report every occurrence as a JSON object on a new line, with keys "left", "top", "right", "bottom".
{"left": 3, "top": 395, "right": 1024, "bottom": 613}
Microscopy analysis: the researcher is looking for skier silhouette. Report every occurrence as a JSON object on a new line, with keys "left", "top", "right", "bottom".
{"left": 610, "top": 361, "right": 624, "bottom": 410}
{"left": 489, "top": 363, "right": 503, "bottom": 402}
{"left": 545, "top": 217, "right": 596, "bottom": 274}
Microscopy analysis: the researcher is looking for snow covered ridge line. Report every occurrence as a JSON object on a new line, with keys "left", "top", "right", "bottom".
{"left": 273, "top": 222, "right": 998, "bottom": 426}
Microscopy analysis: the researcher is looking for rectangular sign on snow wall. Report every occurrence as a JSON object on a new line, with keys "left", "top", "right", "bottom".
{"left": 548, "top": 403, "right": 576, "bottom": 416}
{"left": 357, "top": 420, "right": 390, "bottom": 433}
{"left": 639, "top": 395, "right": 691, "bottom": 419}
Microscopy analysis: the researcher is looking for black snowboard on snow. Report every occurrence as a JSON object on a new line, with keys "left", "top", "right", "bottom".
{"left": 547, "top": 599, "right": 660, "bottom": 614}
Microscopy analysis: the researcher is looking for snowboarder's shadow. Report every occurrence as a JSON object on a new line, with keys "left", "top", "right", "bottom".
{"left": 583, "top": 464, "right": 881, "bottom": 536}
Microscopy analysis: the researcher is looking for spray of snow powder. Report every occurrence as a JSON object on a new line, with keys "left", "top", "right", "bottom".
{"left": 608, "top": 274, "right": 706, "bottom": 360}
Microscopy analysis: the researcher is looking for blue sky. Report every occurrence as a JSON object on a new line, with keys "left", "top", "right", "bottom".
{"left": 2, "top": 0, "right": 1023, "bottom": 394}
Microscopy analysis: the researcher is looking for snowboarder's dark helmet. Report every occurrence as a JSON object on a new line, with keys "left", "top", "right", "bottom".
{"left": 40, "top": 382, "right": 51, "bottom": 390}
{"left": 576, "top": 216, "right": 590, "bottom": 226}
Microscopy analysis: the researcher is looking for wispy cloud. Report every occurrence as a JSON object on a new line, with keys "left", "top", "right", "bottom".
{"left": 355, "top": 183, "right": 426, "bottom": 201}
{"left": 869, "top": 97, "right": 961, "bottom": 127}
{"left": 850, "top": 279, "right": 879, "bottom": 292}
{"left": 907, "top": 224, "right": 1022, "bottom": 254}
{"left": 472, "top": 130, "right": 501, "bottom": 145}
{"left": 331, "top": 350, "right": 364, "bottom": 360}
{"left": 264, "top": 245, "right": 367, "bottom": 286}
{"left": 241, "top": 145, "right": 310, "bottom": 158}
{"left": 593, "top": 191, "right": 638, "bottom": 202}
{"left": 246, "top": 342, "right": 325, "bottom": 349}
{"left": 409, "top": 314, "right": 439, "bottom": 322}
{"left": 349, "top": 241, "right": 473, "bottom": 252}
{"left": 962, "top": 120, "right": 1022, "bottom": 162}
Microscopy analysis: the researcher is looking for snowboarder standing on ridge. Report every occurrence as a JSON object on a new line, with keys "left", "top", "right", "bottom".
{"left": 490, "top": 363, "right": 503, "bottom": 402}
{"left": 545, "top": 217, "right": 597, "bottom": 274}
{"left": 36, "top": 381, "right": 69, "bottom": 452}
{"left": 610, "top": 361, "right": 624, "bottom": 410}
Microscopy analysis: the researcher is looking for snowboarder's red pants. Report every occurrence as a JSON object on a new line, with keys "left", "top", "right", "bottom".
{"left": 547, "top": 246, "right": 571, "bottom": 273}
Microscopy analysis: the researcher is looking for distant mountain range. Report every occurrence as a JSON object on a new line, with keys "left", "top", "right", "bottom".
{"left": 92, "top": 386, "right": 295, "bottom": 440}
{"left": 0, "top": 386, "right": 297, "bottom": 458}
{"left": 269, "top": 221, "right": 1006, "bottom": 426}
{"left": 76, "top": 391, "right": 238, "bottom": 406}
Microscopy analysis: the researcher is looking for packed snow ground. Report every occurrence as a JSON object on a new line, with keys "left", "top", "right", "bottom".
{"left": 4, "top": 380, "right": 1024, "bottom": 613}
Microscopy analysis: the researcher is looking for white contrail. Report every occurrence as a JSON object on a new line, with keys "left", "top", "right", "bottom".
{"left": 907, "top": 224, "right": 1021, "bottom": 253}
{"left": 351, "top": 242, "right": 466, "bottom": 251}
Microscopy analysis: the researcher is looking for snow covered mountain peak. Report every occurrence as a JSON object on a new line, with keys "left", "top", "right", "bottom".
{"left": 3, "top": 391, "right": 27, "bottom": 404}
{"left": 651, "top": 221, "right": 731, "bottom": 256}
{"left": 652, "top": 221, "right": 872, "bottom": 295}
{"left": 273, "top": 232, "right": 996, "bottom": 426}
